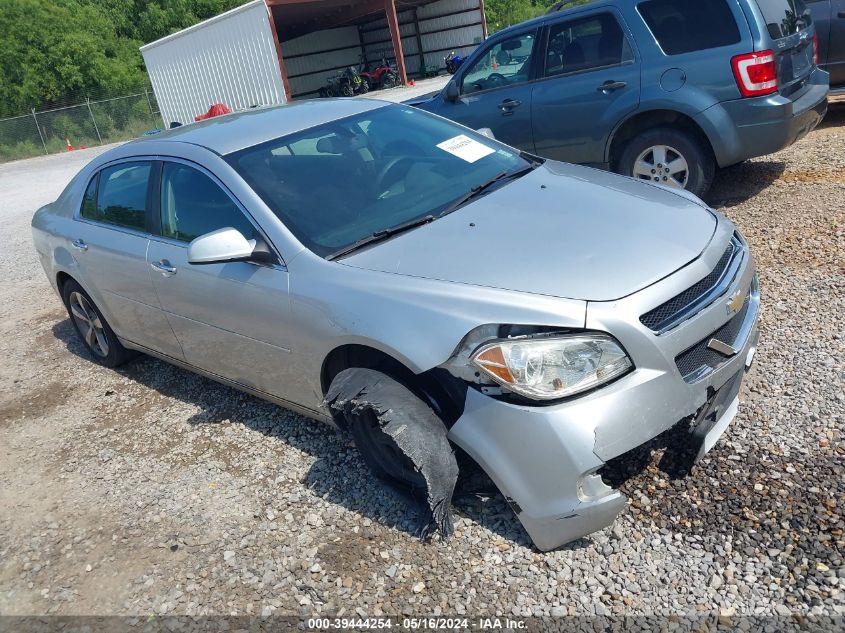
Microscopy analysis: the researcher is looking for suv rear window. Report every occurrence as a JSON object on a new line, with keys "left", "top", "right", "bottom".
{"left": 545, "top": 13, "right": 634, "bottom": 77}
{"left": 754, "top": 0, "right": 811, "bottom": 39}
{"left": 638, "top": 0, "right": 741, "bottom": 55}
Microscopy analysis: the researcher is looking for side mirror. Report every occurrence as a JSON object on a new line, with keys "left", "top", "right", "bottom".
{"left": 188, "top": 227, "right": 256, "bottom": 264}
{"left": 444, "top": 80, "right": 459, "bottom": 102}
{"left": 476, "top": 127, "right": 496, "bottom": 140}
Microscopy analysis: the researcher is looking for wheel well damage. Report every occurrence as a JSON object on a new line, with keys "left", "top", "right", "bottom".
{"left": 324, "top": 367, "right": 460, "bottom": 540}
{"left": 321, "top": 344, "right": 466, "bottom": 427}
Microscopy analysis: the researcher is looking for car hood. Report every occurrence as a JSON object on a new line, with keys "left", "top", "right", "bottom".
{"left": 341, "top": 162, "right": 718, "bottom": 301}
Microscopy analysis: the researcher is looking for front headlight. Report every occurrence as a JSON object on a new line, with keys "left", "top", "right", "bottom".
{"left": 471, "top": 334, "right": 632, "bottom": 401}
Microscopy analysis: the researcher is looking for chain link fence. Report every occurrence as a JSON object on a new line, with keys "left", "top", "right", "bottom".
{"left": 0, "top": 89, "right": 165, "bottom": 163}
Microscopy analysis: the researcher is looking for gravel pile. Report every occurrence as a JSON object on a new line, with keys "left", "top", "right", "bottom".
{"left": 0, "top": 108, "right": 843, "bottom": 618}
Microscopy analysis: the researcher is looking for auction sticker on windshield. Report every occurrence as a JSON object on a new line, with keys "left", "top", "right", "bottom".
{"left": 436, "top": 135, "right": 495, "bottom": 163}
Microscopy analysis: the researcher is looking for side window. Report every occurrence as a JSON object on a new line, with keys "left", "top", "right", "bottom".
{"left": 80, "top": 174, "right": 99, "bottom": 220}
{"left": 544, "top": 13, "right": 634, "bottom": 77}
{"left": 637, "top": 0, "right": 741, "bottom": 55}
{"left": 160, "top": 162, "right": 256, "bottom": 243}
{"left": 85, "top": 162, "right": 151, "bottom": 231}
{"left": 461, "top": 31, "right": 536, "bottom": 94}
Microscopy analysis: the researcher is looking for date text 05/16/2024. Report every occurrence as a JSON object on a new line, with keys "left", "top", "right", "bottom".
{"left": 307, "top": 617, "right": 527, "bottom": 630}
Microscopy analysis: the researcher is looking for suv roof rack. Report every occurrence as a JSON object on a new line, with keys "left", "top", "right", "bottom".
{"left": 545, "top": 0, "right": 595, "bottom": 14}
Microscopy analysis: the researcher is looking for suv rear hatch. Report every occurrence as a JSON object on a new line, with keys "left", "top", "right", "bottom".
{"left": 753, "top": 0, "right": 816, "bottom": 96}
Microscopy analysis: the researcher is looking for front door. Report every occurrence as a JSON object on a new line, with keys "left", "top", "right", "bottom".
{"left": 73, "top": 160, "right": 183, "bottom": 358}
{"left": 437, "top": 29, "right": 540, "bottom": 151}
{"left": 531, "top": 10, "right": 641, "bottom": 165}
{"left": 146, "top": 160, "right": 296, "bottom": 400}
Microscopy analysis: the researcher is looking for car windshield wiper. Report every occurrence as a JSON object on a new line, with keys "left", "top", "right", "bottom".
{"left": 326, "top": 163, "right": 538, "bottom": 261}
{"left": 326, "top": 214, "right": 437, "bottom": 261}
{"left": 437, "top": 164, "right": 538, "bottom": 219}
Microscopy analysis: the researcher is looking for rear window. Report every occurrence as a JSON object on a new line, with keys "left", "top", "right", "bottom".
{"left": 544, "top": 13, "right": 634, "bottom": 77}
{"left": 83, "top": 162, "right": 151, "bottom": 231}
{"left": 80, "top": 174, "right": 98, "bottom": 219}
{"left": 638, "top": 0, "right": 741, "bottom": 55}
{"left": 754, "top": 0, "right": 811, "bottom": 39}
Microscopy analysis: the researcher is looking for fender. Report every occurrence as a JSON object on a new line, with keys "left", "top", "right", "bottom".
{"left": 604, "top": 85, "right": 723, "bottom": 165}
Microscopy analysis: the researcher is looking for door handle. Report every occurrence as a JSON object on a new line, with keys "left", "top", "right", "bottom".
{"left": 150, "top": 260, "right": 177, "bottom": 277}
{"left": 498, "top": 98, "right": 522, "bottom": 115}
{"left": 838, "top": 11, "right": 845, "bottom": 18}
{"left": 598, "top": 80, "right": 627, "bottom": 93}
{"left": 71, "top": 239, "right": 88, "bottom": 252}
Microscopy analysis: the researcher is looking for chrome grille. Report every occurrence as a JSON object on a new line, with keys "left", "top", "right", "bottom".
{"left": 675, "top": 292, "right": 751, "bottom": 382}
{"left": 640, "top": 234, "right": 744, "bottom": 334}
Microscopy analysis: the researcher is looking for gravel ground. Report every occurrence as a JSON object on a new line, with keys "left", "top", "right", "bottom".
{"left": 0, "top": 105, "right": 843, "bottom": 619}
{"left": 358, "top": 75, "right": 448, "bottom": 103}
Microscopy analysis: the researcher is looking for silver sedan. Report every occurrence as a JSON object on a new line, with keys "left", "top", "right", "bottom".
{"left": 31, "top": 99, "right": 759, "bottom": 551}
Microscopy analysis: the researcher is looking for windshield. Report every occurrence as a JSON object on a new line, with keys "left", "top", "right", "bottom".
{"left": 225, "top": 105, "right": 532, "bottom": 258}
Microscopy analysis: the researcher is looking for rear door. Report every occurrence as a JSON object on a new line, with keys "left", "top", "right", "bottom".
{"left": 753, "top": 0, "right": 817, "bottom": 95}
{"left": 439, "top": 29, "right": 540, "bottom": 151}
{"left": 73, "top": 160, "right": 183, "bottom": 358}
{"left": 531, "top": 10, "right": 640, "bottom": 165}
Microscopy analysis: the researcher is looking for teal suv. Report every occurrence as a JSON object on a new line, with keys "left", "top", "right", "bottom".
{"left": 410, "top": 0, "right": 830, "bottom": 197}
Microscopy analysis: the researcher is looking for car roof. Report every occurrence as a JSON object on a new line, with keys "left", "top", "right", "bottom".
{"left": 132, "top": 98, "right": 389, "bottom": 156}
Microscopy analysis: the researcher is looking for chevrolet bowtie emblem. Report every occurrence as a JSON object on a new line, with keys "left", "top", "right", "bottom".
{"left": 707, "top": 338, "right": 739, "bottom": 357}
{"left": 726, "top": 290, "right": 745, "bottom": 316}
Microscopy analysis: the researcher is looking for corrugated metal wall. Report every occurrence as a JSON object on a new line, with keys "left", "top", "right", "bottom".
{"left": 360, "top": 0, "right": 484, "bottom": 76}
{"left": 360, "top": 9, "right": 417, "bottom": 73}
{"left": 140, "top": 0, "right": 286, "bottom": 126}
{"left": 281, "top": 26, "right": 363, "bottom": 98}
{"left": 141, "top": 0, "right": 486, "bottom": 107}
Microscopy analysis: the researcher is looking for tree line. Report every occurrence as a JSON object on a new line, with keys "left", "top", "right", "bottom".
{"left": 0, "top": 0, "right": 247, "bottom": 118}
{"left": 0, "top": 0, "right": 582, "bottom": 119}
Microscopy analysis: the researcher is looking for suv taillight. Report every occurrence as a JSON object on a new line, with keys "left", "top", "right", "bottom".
{"left": 813, "top": 32, "right": 819, "bottom": 65}
{"left": 731, "top": 50, "right": 778, "bottom": 97}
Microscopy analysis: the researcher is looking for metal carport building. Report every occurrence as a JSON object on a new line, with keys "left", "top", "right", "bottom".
{"left": 272, "top": 0, "right": 487, "bottom": 99}
{"left": 141, "top": 0, "right": 486, "bottom": 123}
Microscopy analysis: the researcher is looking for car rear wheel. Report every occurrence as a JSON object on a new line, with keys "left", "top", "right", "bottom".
{"left": 61, "top": 279, "right": 135, "bottom": 368}
{"left": 618, "top": 127, "right": 714, "bottom": 197}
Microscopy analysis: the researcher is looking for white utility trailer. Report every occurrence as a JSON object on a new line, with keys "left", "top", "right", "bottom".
{"left": 140, "top": 0, "right": 287, "bottom": 127}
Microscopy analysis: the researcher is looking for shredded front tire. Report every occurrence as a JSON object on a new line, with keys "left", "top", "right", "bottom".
{"left": 325, "top": 368, "right": 459, "bottom": 539}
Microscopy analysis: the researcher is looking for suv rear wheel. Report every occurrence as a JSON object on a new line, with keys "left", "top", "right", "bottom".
{"left": 618, "top": 127, "right": 714, "bottom": 197}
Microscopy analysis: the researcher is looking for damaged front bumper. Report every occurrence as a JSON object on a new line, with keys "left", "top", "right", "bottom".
{"left": 448, "top": 240, "right": 760, "bottom": 552}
